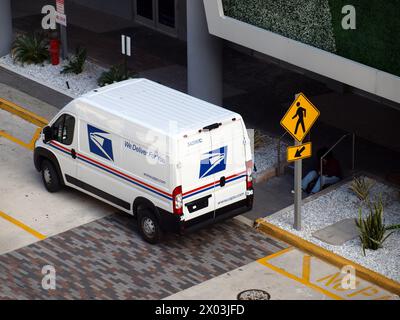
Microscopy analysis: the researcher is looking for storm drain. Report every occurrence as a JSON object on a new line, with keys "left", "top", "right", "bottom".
{"left": 237, "top": 289, "right": 271, "bottom": 300}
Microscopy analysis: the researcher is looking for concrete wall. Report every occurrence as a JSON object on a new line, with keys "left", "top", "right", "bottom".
{"left": 187, "top": 0, "right": 222, "bottom": 105}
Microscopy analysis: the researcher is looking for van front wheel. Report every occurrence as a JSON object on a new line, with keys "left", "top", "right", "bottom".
{"left": 41, "top": 160, "right": 62, "bottom": 193}
{"left": 137, "top": 209, "right": 163, "bottom": 244}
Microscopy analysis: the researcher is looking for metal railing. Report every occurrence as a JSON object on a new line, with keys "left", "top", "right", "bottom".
{"left": 320, "top": 132, "right": 356, "bottom": 186}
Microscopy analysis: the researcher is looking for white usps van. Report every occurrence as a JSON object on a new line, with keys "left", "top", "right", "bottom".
{"left": 34, "top": 79, "right": 254, "bottom": 243}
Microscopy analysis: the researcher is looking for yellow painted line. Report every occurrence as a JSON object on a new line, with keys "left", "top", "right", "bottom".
{"left": 0, "top": 211, "right": 46, "bottom": 240}
{"left": 258, "top": 258, "right": 343, "bottom": 300}
{"left": 0, "top": 130, "right": 33, "bottom": 150}
{"left": 256, "top": 218, "right": 400, "bottom": 295}
{"left": 261, "top": 246, "right": 293, "bottom": 261}
{"left": 0, "top": 97, "right": 48, "bottom": 127}
{"left": 302, "top": 255, "right": 311, "bottom": 282}
{"left": 28, "top": 127, "right": 42, "bottom": 149}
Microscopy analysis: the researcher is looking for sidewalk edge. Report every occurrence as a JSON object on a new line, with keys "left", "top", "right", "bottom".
{"left": 255, "top": 218, "right": 400, "bottom": 296}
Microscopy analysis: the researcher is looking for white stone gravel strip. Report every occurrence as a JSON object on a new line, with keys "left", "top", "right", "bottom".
{"left": 0, "top": 54, "right": 107, "bottom": 98}
{"left": 263, "top": 176, "right": 400, "bottom": 282}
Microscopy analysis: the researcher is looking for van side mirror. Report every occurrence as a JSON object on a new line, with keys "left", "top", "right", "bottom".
{"left": 42, "top": 126, "right": 53, "bottom": 143}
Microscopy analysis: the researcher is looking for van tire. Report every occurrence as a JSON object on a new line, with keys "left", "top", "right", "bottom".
{"left": 137, "top": 208, "right": 163, "bottom": 244}
{"left": 41, "top": 160, "right": 62, "bottom": 193}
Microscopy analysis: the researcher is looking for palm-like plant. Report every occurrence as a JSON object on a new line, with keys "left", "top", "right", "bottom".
{"left": 61, "top": 47, "right": 87, "bottom": 75}
{"left": 12, "top": 33, "right": 49, "bottom": 65}
{"left": 349, "top": 176, "right": 374, "bottom": 201}
{"left": 356, "top": 197, "right": 399, "bottom": 256}
{"left": 97, "top": 64, "right": 136, "bottom": 87}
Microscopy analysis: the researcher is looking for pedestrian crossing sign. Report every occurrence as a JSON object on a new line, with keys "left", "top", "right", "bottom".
{"left": 280, "top": 93, "right": 320, "bottom": 142}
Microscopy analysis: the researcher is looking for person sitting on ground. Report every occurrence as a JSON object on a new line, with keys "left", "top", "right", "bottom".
{"left": 301, "top": 148, "right": 342, "bottom": 194}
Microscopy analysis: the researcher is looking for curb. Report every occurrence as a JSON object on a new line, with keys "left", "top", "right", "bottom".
{"left": 255, "top": 162, "right": 288, "bottom": 184}
{"left": 0, "top": 62, "right": 77, "bottom": 99}
{"left": 255, "top": 219, "right": 400, "bottom": 295}
{"left": 0, "top": 97, "right": 48, "bottom": 127}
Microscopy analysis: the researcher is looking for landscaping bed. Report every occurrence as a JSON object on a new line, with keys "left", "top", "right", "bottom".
{"left": 0, "top": 54, "right": 105, "bottom": 98}
{"left": 263, "top": 176, "right": 400, "bottom": 282}
{"left": 251, "top": 130, "right": 288, "bottom": 182}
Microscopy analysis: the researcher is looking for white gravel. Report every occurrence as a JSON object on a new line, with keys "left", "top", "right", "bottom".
{"left": 252, "top": 132, "right": 288, "bottom": 178}
{"left": 264, "top": 177, "right": 400, "bottom": 282}
{"left": 0, "top": 54, "right": 106, "bottom": 98}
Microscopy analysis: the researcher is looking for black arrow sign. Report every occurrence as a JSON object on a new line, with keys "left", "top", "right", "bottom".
{"left": 295, "top": 146, "right": 306, "bottom": 158}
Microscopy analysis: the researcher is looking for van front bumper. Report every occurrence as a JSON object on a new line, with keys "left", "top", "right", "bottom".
{"left": 157, "top": 194, "right": 253, "bottom": 235}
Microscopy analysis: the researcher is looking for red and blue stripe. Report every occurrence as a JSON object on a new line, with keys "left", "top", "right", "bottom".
{"left": 49, "top": 141, "right": 246, "bottom": 203}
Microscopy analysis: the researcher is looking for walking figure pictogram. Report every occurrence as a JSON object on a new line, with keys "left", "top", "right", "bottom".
{"left": 292, "top": 102, "right": 306, "bottom": 135}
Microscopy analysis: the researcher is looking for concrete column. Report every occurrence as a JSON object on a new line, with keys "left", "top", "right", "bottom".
{"left": 187, "top": 0, "right": 222, "bottom": 106}
{"left": 0, "top": 0, "right": 13, "bottom": 57}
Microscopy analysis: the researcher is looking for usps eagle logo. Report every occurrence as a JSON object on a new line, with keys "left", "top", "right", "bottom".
{"left": 199, "top": 146, "right": 227, "bottom": 179}
{"left": 87, "top": 124, "right": 114, "bottom": 161}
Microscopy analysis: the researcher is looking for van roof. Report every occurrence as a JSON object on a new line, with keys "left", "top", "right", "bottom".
{"left": 74, "top": 79, "right": 240, "bottom": 137}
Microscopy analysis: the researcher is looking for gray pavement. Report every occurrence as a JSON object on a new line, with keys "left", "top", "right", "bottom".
{"left": 0, "top": 214, "right": 285, "bottom": 299}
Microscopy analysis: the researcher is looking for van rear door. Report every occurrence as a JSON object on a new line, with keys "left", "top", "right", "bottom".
{"left": 180, "top": 131, "right": 216, "bottom": 221}
{"left": 180, "top": 118, "right": 249, "bottom": 222}
{"left": 209, "top": 119, "right": 248, "bottom": 212}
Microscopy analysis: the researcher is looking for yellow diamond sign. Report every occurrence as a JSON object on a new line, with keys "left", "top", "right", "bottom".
{"left": 280, "top": 93, "right": 320, "bottom": 142}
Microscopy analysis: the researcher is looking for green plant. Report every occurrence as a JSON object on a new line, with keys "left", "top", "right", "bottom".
{"left": 12, "top": 33, "right": 49, "bottom": 65}
{"left": 97, "top": 64, "right": 136, "bottom": 87}
{"left": 61, "top": 47, "right": 87, "bottom": 75}
{"left": 254, "top": 130, "right": 266, "bottom": 150}
{"left": 349, "top": 176, "right": 374, "bottom": 201}
{"left": 355, "top": 197, "right": 399, "bottom": 255}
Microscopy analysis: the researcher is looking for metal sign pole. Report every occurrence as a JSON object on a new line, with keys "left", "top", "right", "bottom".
{"left": 294, "top": 139, "right": 302, "bottom": 230}
{"left": 293, "top": 93, "right": 302, "bottom": 231}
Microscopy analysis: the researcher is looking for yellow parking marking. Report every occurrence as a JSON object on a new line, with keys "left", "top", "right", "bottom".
{"left": 0, "top": 130, "right": 33, "bottom": 150}
{"left": 0, "top": 127, "right": 42, "bottom": 151}
{"left": 258, "top": 248, "right": 397, "bottom": 300}
{"left": 262, "top": 246, "right": 293, "bottom": 261}
{"left": 258, "top": 249, "right": 342, "bottom": 300}
{"left": 0, "top": 211, "right": 46, "bottom": 240}
{"left": 302, "top": 255, "right": 311, "bottom": 282}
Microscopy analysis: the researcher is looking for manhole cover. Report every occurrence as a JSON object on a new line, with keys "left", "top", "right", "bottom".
{"left": 237, "top": 289, "right": 271, "bottom": 300}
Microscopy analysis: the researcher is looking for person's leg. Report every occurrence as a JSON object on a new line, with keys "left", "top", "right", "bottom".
{"left": 302, "top": 170, "right": 317, "bottom": 190}
{"left": 301, "top": 120, "right": 305, "bottom": 133}
{"left": 311, "top": 175, "right": 322, "bottom": 194}
{"left": 311, "top": 175, "right": 340, "bottom": 194}
{"left": 322, "top": 176, "right": 341, "bottom": 187}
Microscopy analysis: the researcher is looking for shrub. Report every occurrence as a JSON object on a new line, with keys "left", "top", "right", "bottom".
{"left": 61, "top": 47, "right": 87, "bottom": 75}
{"left": 97, "top": 64, "right": 136, "bottom": 87}
{"left": 12, "top": 33, "right": 49, "bottom": 65}
{"left": 356, "top": 197, "right": 399, "bottom": 255}
{"left": 349, "top": 176, "right": 374, "bottom": 201}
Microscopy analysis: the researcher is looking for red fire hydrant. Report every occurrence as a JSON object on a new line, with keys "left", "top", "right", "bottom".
{"left": 49, "top": 39, "right": 60, "bottom": 65}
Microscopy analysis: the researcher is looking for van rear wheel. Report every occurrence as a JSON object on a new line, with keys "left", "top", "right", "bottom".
{"left": 41, "top": 160, "right": 62, "bottom": 193}
{"left": 137, "top": 208, "right": 163, "bottom": 244}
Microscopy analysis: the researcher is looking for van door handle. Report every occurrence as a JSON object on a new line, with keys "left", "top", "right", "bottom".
{"left": 71, "top": 149, "right": 77, "bottom": 159}
{"left": 220, "top": 176, "right": 226, "bottom": 187}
